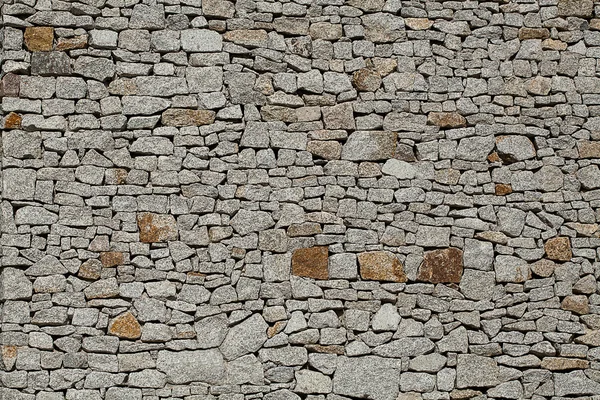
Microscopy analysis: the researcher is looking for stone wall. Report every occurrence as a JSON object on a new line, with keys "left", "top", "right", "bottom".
{"left": 2, "top": 0, "right": 600, "bottom": 399}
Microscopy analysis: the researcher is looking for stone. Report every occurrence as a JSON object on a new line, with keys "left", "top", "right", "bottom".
{"left": 24, "top": 27, "right": 54, "bottom": 51}
{"left": 562, "top": 295, "right": 589, "bottom": 315}
{"left": 56, "top": 35, "right": 88, "bottom": 50}
{"left": 409, "top": 353, "right": 446, "bottom": 372}
{"left": 100, "top": 252, "right": 124, "bottom": 267}
{"left": 195, "top": 314, "right": 228, "bottom": 349}
{"left": 333, "top": 356, "right": 400, "bottom": 400}
{"left": 456, "top": 354, "right": 500, "bottom": 388}
{"left": 1, "top": 267, "right": 33, "bottom": 300}
{"left": 405, "top": 18, "right": 434, "bottom": 30}
{"left": 494, "top": 255, "right": 531, "bottom": 283}
{"left": 400, "top": 372, "right": 435, "bottom": 393}
{"left": 578, "top": 141, "right": 600, "bottom": 158}
{"left": 1, "top": 73, "right": 20, "bottom": 97}
{"left": 130, "top": 137, "right": 173, "bottom": 155}
{"left": 108, "top": 312, "right": 142, "bottom": 339}
{"left": 495, "top": 135, "right": 536, "bottom": 162}
{"left": 309, "top": 22, "right": 343, "bottom": 40}
{"left": 74, "top": 56, "right": 116, "bottom": 81}
{"left": 307, "top": 140, "right": 342, "bottom": 160}
{"left": 3, "top": 131, "right": 41, "bottom": 159}
{"left": 427, "top": 112, "right": 466, "bottom": 128}
{"left": 544, "top": 237, "right": 572, "bottom": 261}
{"left": 558, "top": 0, "right": 593, "bottom": 17}
{"left": 540, "top": 357, "right": 589, "bottom": 371}
{"left": 381, "top": 159, "right": 416, "bottom": 180}
{"left": 294, "top": 370, "right": 332, "bottom": 394}
{"left": 230, "top": 209, "right": 275, "bottom": 236}
{"left": 106, "top": 388, "right": 142, "bottom": 400}
{"left": 328, "top": 253, "right": 357, "bottom": 279}
{"left": 459, "top": 270, "right": 495, "bottom": 301}
{"left": 577, "top": 165, "right": 600, "bottom": 189}
{"left": 353, "top": 68, "right": 382, "bottom": 92}
{"left": 535, "top": 165, "right": 563, "bottom": 192}
{"left": 456, "top": 136, "right": 495, "bottom": 161}
{"left": 203, "top": 0, "right": 235, "bottom": 18}
{"left": 342, "top": 131, "right": 396, "bottom": 161}
{"left": 526, "top": 76, "right": 552, "bottom": 95}
{"left": 362, "top": 13, "right": 403, "bottom": 43}
{"left": 15, "top": 206, "right": 58, "bottom": 225}
{"left": 186, "top": 67, "right": 223, "bottom": 93}
{"left": 157, "top": 350, "right": 225, "bottom": 384}
{"left": 358, "top": 251, "right": 407, "bottom": 282}
{"left": 322, "top": 103, "right": 355, "bottom": 130}
{"left": 31, "top": 52, "right": 72, "bottom": 76}
{"left": 130, "top": 4, "right": 166, "bottom": 30}
{"left": 554, "top": 371, "right": 600, "bottom": 397}
{"left": 292, "top": 246, "right": 329, "bottom": 280}
{"left": 137, "top": 213, "right": 178, "bottom": 243}
{"left": 487, "top": 381, "right": 523, "bottom": 399}
{"left": 372, "top": 303, "right": 400, "bottom": 332}
{"left": 373, "top": 338, "right": 435, "bottom": 357}
{"left": 84, "top": 278, "right": 120, "bottom": 299}
{"left": 463, "top": 239, "right": 493, "bottom": 270}
{"left": 220, "top": 314, "right": 268, "bottom": 360}
{"left": 417, "top": 248, "right": 463, "bottom": 284}
{"left": 161, "top": 109, "right": 215, "bottom": 126}
{"left": 530, "top": 259, "right": 556, "bottom": 277}
{"left": 223, "top": 30, "right": 269, "bottom": 47}
{"left": 496, "top": 207, "right": 526, "bottom": 237}
{"left": 122, "top": 96, "right": 170, "bottom": 115}
{"left": 181, "top": 29, "right": 223, "bottom": 52}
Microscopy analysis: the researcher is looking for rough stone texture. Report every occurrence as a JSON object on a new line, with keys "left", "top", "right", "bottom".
{"left": 24, "top": 27, "right": 54, "bottom": 51}
{"left": 544, "top": 237, "right": 572, "bottom": 261}
{"left": 292, "top": 246, "right": 329, "bottom": 280}
{"left": 417, "top": 248, "right": 463, "bottom": 283}
{"left": 137, "top": 213, "right": 178, "bottom": 243}
{"left": 108, "top": 312, "right": 142, "bottom": 339}
{"left": 358, "top": 251, "right": 407, "bottom": 282}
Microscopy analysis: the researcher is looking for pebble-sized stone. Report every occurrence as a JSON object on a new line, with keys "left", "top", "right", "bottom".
{"left": 292, "top": 246, "right": 329, "bottom": 280}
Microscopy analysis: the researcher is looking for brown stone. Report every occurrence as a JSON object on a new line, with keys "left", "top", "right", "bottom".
{"left": 427, "top": 112, "right": 466, "bottom": 128}
{"left": 260, "top": 105, "right": 297, "bottom": 123}
{"left": 267, "top": 321, "right": 286, "bottom": 338}
{"left": 223, "top": 29, "right": 269, "bottom": 47}
{"left": 309, "top": 22, "right": 343, "bottom": 40}
{"left": 405, "top": 18, "right": 434, "bottom": 30}
{"left": 24, "top": 27, "right": 54, "bottom": 51}
{"left": 371, "top": 58, "right": 397, "bottom": 77}
{"left": 115, "top": 169, "right": 128, "bottom": 184}
{"left": 161, "top": 109, "right": 215, "bottom": 127}
{"left": 358, "top": 251, "right": 407, "bottom": 282}
{"left": 108, "top": 312, "right": 142, "bottom": 339}
{"left": 100, "top": 251, "right": 124, "bottom": 267}
{"left": 0, "top": 73, "right": 20, "bottom": 97}
{"left": 487, "top": 152, "right": 502, "bottom": 163}
{"left": 307, "top": 140, "right": 342, "bottom": 160}
{"left": 544, "top": 237, "right": 572, "bottom": 261}
{"left": 4, "top": 112, "right": 22, "bottom": 129}
{"left": 292, "top": 246, "right": 329, "bottom": 280}
{"left": 541, "top": 38, "right": 567, "bottom": 51}
{"left": 305, "top": 344, "right": 345, "bottom": 355}
{"left": 450, "top": 390, "right": 483, "bottom": 400}
{"left": 137, "top": 212, "right": 178, "bottom": 243}
{"left": 78, "top": 259, "right": 102, "bottom": 280}
{"left": 1, "top": 345, "right": 18, "bottom": 370}
{"left": 56, "top": 35, "right": 88, "bottom": 50}
{"left": 417, "top": 247, "right": 463, "bottom": 284}
{"left": 352, "top": 68, "right": 382, "bottom": 92}
{"left": 495, "top": 183, "right": 512, "bottom": 196}
{"left": 530, "top": 259, "right": 556, "bottom": 278}
{"left": 578, "top": 141, "right": 600, "bottom": 158}
{"left": 540, "top": 357, "right": 589, "bottom": 371}
{"left": 518, "top": 28, "right": 549, "bottom": 40}
{"left": 591, "top": 19, "right": 600, "bottom": 30}
{"left": 562, "top": 295, "right": 589, "bottom": 315}
{"left": 575, "top": 330, "right": 600, "bottom": 346}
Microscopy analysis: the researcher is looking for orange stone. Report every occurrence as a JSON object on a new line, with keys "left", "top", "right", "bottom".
{"left": 417, "top": 247, "right": 463, "bottom": 284}
{"left": 427, "top": 112, "right": 466, "bottom": 128}
{"left": 561, "top": 295, "right": 589, "bottom": 315}
{"left": 358, "top": 251, "right": 407, "bottom": 282}
{"left": 292, "top": 246, "right": 329, "bottom": 280}
{"left": 108, "top": 312, "right": 142, "bottom": 339}
{"left": 24, "top": 27, "right": 54, "bottom": 51}
{"left": 267, "top": 321, "right": 286, "bottom": 338}
{"left": 487, "top": 152, "right": 502, "bottom": 163}
{"left": 495, "top": 183, "right": 512, "bottom": 196}
{"left": 137, "top": 212, "right": 178, "bottom": 243}
{"left": 540, "top": 357, "right": 589, "bottom": 370}
{"left": 100, "top": 251, "right": 124, "bottom": 267}
{"left": 544, "top": 237, "right": 572, "bottom": 261}
{"left": 4, "top": 112, "right": 22, "bottom": 129}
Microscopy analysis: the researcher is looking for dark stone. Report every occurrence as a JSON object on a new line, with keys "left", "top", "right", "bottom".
{"left": 31, "top": 52, "right": 72, "bottom": 76}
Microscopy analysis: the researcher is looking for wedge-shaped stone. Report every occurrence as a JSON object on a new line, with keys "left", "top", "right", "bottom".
{"left": 373, "top": 338, "right": 435, "bottom": 357}
{"left": 220, "top": 313, "right": 268, "bottom": 360}
{"left": 109, "top": 312, "right": 142, "bottom": 339}
{"left": 230, "top": 209, "right": 275, "bottom": 236}
{"left": 341, "top": 131, "right": 396, "bottom": 161}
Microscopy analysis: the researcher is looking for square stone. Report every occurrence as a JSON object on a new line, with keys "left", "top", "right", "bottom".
{"left": 417, "top": 247, "right": 463, "bottom": 284}
{"left": 358, "top": 251, "right": 407, "bottom": 282}
{"left": 415, "top": 226, "right": 450, "bottom": 247}
{"left": 24, "top": 27, "right": 54, "bottom": 51}
{"left": 329, "top": 253, "right": 358, "bottom": 279}
{"left": 3, "top": 168, "right": 36, "bottom": 200}
{"left": 292, "top": 246, "right": 329, "bottom": 280}
{"left": 3, "top": 131, "right": 42, "bottom": 159}
{"left": 545, "top": 237, "right": 572, "bottom": 261}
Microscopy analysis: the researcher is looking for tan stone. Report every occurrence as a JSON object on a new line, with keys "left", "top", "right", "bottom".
{"left": 4, "top": 112, "right": 22, "bottom": 129}
{"left": 78, "top": 259, "right": 102, "bottom": 280}
{"left": 56, "top": 35, "right": 88, "bottom": 50}
{"left": 292, "top": 246, "right": 329, "bottom": 280}
{"left": 544, "top": 237, "right": 572, "bottom": 261}
{"left": 591, "top": 19, "right": 600, "bottom": 31}
{"left": 558, "top": 0, "right": 593, "bottom": 17}
{"left": 309, "top": 22, "right": 343, "bottom": 40}
{"left": 405, "top": 18, "right": 434, "bottom": 30}
{"left": 1, "top": 345, "right": 18, "bottom": 370}
{"left": 540, "top": 357, "right": 589, "bottom": 371}
{"left": 24, "top": 27, "right": 54, "bottom": 51}
{"left": 565, "top": 222, "right": 599, "bottom": 237}
{"left": 307, "top": 140, "right": 342, "bottom": 160}
{"left": 358, "top": 251, "right": 407, "bottom": 282}
{"left": 417, "top": 247, "right": 463, "bottom": 284}
{"left": 137, "top": 212, "right": 178, "bottom": 243}
{"left": 370, "top": 58, "right": 397, "bottom": 77}
{"left": 450, "top": 390, "right": 483, "bottom": 400}
{"left": 562, "top": 295, "right": 589, "bottom": 315}
{"left": 305, "top": 344, "right": 345, "bottom": 355}
{"left": 542, "top": 38, "right": 567, "bottom": 51}
{"left": 260, "top": 105, "right": 297, "bottom": 123}
{"left": 474, "top": 231, "right": 509, "bottom": 245}
{"left": 575, "top": 330, "right": 600, "bottom": 346}
{"left": 287, "top": 222, "right": 322, "bottom": 237}
{"left": 100, "top": 251, "right": 124, "bottom": 267}
{"left": 518, "top": 28, "right": 549, "bottom": 40}
{"left": 108, "top": 312, "right": 142, "bottom": 339}
{"left": 352, "top": 68, "right": 382, "bottom": 92}
{"left": 530, "top": 259, "right": 556, "bottom": 278}
{"left": 427, "top": 112, "right": 466, "bottom": 128}
{"left": 578, "top": 141, "right": 600, "bottom": 158}
{"left": 487, "top": 152, "right": 502, "bottom": 163}
{"left": 161, "top": 109, "right": 215, "bottom": 127}
{"left": 223, "top": 29, "right": 269, "bottom": 47}
{"left": 495, "top": 183, "right": 512, "bottom": 196}
{"left": 526, "top": 76, "right": 551, "bottom": 96}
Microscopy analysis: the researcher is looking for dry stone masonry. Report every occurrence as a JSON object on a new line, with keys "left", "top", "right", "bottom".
{"left": 2, "top": 0, "right": 600, "bottom": 399}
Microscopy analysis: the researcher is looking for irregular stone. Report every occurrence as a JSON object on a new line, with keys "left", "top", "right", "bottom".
{"left": 456, "top": 354, "right": 500, "bottom": 388}
{"left": 24, "top": 27, "right": 54, "bottom": 51}
{"left": 328, "top": 253, "right": 357, "bottom": 280}
{"left": 74, "top": 56, "right": 115, "bottom": 81}
{"left": 108, "top": 312, "right": 142, "bottom": 339}
{"left": 1, "top": 73, "right": 20, "bottom": 97}
{"left": 223, "top": 30, "right": 268, "bottom": 47}
{"left": 15, "top": 206, "right": 58, "bottom": 225}
{"left": 333, "top": 356, "right": 400, "bottom": 400}
{"left": 495, "top": 135, "right": 536, "bottom": 162}
{"left": 137, "top": 213, "right": 178, "bottom": 243}
{"left": 342, "top": 131, "right": 396, "bottom": 161}
{"left": 494, "top": 255, "right": 531, "bottom": 283}
{"left": 463, "top": 239, "right": 493, "bottom": 270}
{"left": 186, "top": 67, "right": 223, "bottom": 93}
{"left": 373, "top": 338, "right": 435, "bottom": 358}
{"left": 122, "top": 96, "right": 170, "bottom": 115}
{"left": 554, "top": 371, "right": 600, "bottom": 397}
{"left": 220, "top": 314, "right": 268, "bottom": 360}
{"left": 157, "top": 350, "right": 225, "bottom": 384}
{"left": 361, "top": 13, "right": 403, "bottom": 43}
{"left": 292, "top": 246, "right": 329, "bottom": 280}
{"left": 562, "top": 295, "right": 589, "bottom": 315}
{"left": 519, "top": 28, "right": 550, "bottom": 40}
{"left": 203, "top": 0, "right": 235, "bottom": 18}
{"left": 558, "top": 0, "right": 593, "bottom": 17}
{"left": 31, "top": 52, "right": 72, "bottom": 76}
{"left": 526, "top": 76, "right": 552, "bottom": 95}
{"left": 195, "top": 314, "right": 228, "bottom": 349}
{"left": 294, "top": 370, "right": 332, "bottom": 394}
{"left": 544, "top": 237, "right": 572, "bottom": 261}
{"left": 161, "top": 109, "right": 215, "bottom": 127}
{"left": 230, "top": 209, "right": 275, "bottom": 236}
{"left": 540, "top": 357, "right": 589, "bottom": 371}
{"left": 3, "top": 168, "right": 36, "bottom": 200}
{"left": 273, "top": 17, "right": 310, "bottom": 35}
{"left": 181, "top": 29, "right": 222, "bottom": 52}
{"left": 322, "top": 103, "right": 355, "bottom": 130}
{"left": 100, "top": 252, "right": 124, "bottom": 267}
{"left": 309, "top": 22, "right": 343, "bottom": 40}
{"left": 353, "top": 68, "right": 382, "bottom": 92}
{"left": 577, "top": 165, "right": 600, "bottom": 189}
{"left": 456, "top": 135, "right": 495, "bottom": 161}
{"left": 372, "top": 303, "right": 401, "bottom": 332}
{"left": 417, "top": 248, "right": 463, "bottom": 284}
{"left": 427, "top": 112, "right": 466, "bottom": 128}
{"left": 3, "top": 112, "right": 22, "bottom": 130}
{"left": 535, "top": 165, "right": 563, "bottom": 192}
{"left": 130, "top": 4, "right": 166, "bottom": 30}
{"left": 578, "top": 141, "right": 600, "bottom": 158}
{"left": 307, "top": 140, "right": 342, "bottom": 160}
{"left": 1, "top": 267, "right": 33, "bottom": 300}
{"left": 405, "top": 18, "right": 434, "bottom": 30}
{"left": 381, "top": 159, "right": 416, "bottom": 180}
{"left": 130, "top": 137, "right": 174, "bottom": 155}
{"left": 56, "top": 34, "right": 88, "bottom": 50}
{"left": 358, "top": 251, "right": 407, "bottom": 282}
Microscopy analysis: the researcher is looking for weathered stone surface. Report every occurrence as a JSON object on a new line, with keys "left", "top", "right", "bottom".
{"left": 292, "top": 246, "right": 329, "bottom": 280}
{"left": 578, "top": 141, "right": 600, "bottom": 158}
{"left": 427, "top": 112, "right": 466, "bottom": 128}
{"left": 220, "top": 313, "right": 268, "bottom": 360}
{"left": 108, "top": 312, "right": 142, "bottom": 339}
{"left": 161, "top": 109, "right": 215, "bottom": 126}
{"left": 3, "top": 131, "right": 42, "bottom": 158}
{"left": 203, "top": 0, "right": 235, "bottom": 18}
{"left": 181, "top": 29, "right": 222, "bottom": 52}
{"left": 382, "top": 159, "right": 416, "bottom": 180}
{"left": 358, "top": 251, "right": 407, "bottom": 282}
{"left": 137, "top": 213, "right": 178, "bottom": 243}
{"left": 562, "top": 295, "right": 589, "bottom": 315}
{"left": 353, "top": 68, "right": 382, "bottom": 92}
{"left": 417, "top": 248, "right": 463, "bottom": 284}
{"left": 494, "top": 255, "right": 531, "bottom": 283}
{"left": 554, "top": 371, "right": 600, "bottom": 397}
{"left": 1, "top": 268, "right": 33, "bottom": 300}
{"left": 31, "top": 52, "right": 72, "bottom": 76}
{"left": 157, "top": 350, "right": 225, "bottom": 384}
{"left": 74, "top": 56, "right": 115, "bottom": 81}
{"left": 309, "top": 22, "right": 343, "bottom": 40}
{"left": 341, "top": 131, "right": 396, "bottom": 161}
{"left": 100, "top": 252, "right": 124, "bottom": 267}
{"left": 307, "top": 140, "right": 342, "bottom": 160}
{"left": 558, "top": 0, "right": 593, "bottom": 17}
{"left": 24, "top": 27, "right": 54, "bottom": 51}
{"left": 333, "top": 356, "right": 400, "bottom": 400}
{"left": 456, "top": 354, "right": 500, "bottom": 388}
{"left": 405, "top": 18, "right": 434, "bottom": 30}
{"left": 544, "top": 237, "right": 572, "bottom": 261}
{"left": 541, "top": 357, "right": 589, "bottom": 370}
{"left": 577, "top": 165, "right": 600, "bottom": 189}
{"left": 223, "top": 30, "right": 269, "bottom": 47}
{"left": 323, "top": 103, "right": 355, "bottom": 130}
{"left": 230, "top": 209, "right": 275, "bottom": 236}
{"left": 495, "top": 135, "right": 536, "bottom": 162}
{"left": 3, "top": 112, "right": 22, "bottom": 129}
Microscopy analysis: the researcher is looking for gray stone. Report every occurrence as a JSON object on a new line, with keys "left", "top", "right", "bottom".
{"left": 372, "top": 303, "right": 400, "bottom": 332}
{"left": 15, "top": 206, "right": 58, "bottom": 225}
{"left": 400, "top": 372, "right": 436, "bottom": 392}
{"left": 3, "top": 168, "right": 36, "bottom": 200}
{"left": 328, "top": 253, "right": 357, "bottom": 279}
{"left": 105, "top": 388, "right": 142, "bottom": 400}
{"left": 294, "top": 370, "right": 332, "bottom": 394}
{"left": 31, "top": 52, "right": 72, "bottom": 76}
{"left": 157, "top": 350, "right": 225, "bottom": 384}
{"left": 577, "top": 165, "right": 600, "bottom": 190}
{"left": 496, "top": 207, "right": 526, "bottom": 237}
{"left": 323, "top": 103, "right": 355, "bottom": 130}
{"left": 456, "top": 354, "right": 500, "bottom": 388}
{"left": 122, "top": 96, "right": 170, "bottom": 115}
{"left": 382, "top": 159, "right": 416, "bottom": 179}
{"left": 409, "top": 353, "right": 446, "bottom": 372}
{"left": 333, "top": 356, "right": 400, "bottom": 400}
{"left": 130, "top": 4, "right": 166, "bottom": 30}
{"left": 230, "top": 209, "right": 275, "bottom": 236}
{"left": 1, "top": 267, "right": 33, "bottom": 300}
{"left": 496, "top": 135, "right": 536, "bottom": 162}
{"left": 373, "top": 338, "right": 435, "bottom": 357}
{"left": 130, "top": 137, "right": 174, "bottom": 155}
{"left": 415, "top": 226, "right": 450, "bottom": 247}
{"left": 342, "top": 131, "right": 396, "bottom": 161}
{"left": 463, "top": 239, "right": 493, "bottom": 270}
{"left": 220, "top": 313, "right": 268, "bottom": 360}
{"left": 181, "top": 29, "right": 223, "bottom": 52}
{"left": 459, "top": 269, "right": 495, "bottom": 301}
{"left": 186, "top": 66, "right": 223, "bottom": 93}
{"left": 495, "top": 255, "right": 531, "bottom": 283}
{"left": 74, "top": 56, "right": 115, "bottom": 81}
{"left": 554, "top": 371, "right": 600, "bottom": 397}
{"left": 535, "top": 165, "right": 563, "bottom": 192}
{"left": 456, "top": 136, "right": 495, "bottom": 161}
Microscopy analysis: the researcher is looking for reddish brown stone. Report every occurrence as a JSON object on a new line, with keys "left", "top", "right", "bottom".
{"left": 56, "top": 35, "right": 88, "bottom": 50}
{"left": 417, "top": 247, "right": 463, "bottom": 284}
{"left": 24, "top": 27, "right": 54, "bottom": 51}
{"left": 562, "top": 295, "right": 589, "bottom": 315}
{"left": 540, "top": 357, "right": 589, "bottom": 370}
{"left": 4, "top": 112, "right": 22, "bottom": 129}
{"left": 427, "top": 112, "right": 466, "bottom": 128}
{"left": 358, "top": 251, "right": 407, "bottom": 282}
{"left": 292, "top": 246, "right": 329, "bottom": 280}
{"left": 78, "top": 259, "right": 102, "bottom": 280}
{"left": 137, "top": 212, "right": 178, "bottom": 243}
{"left": 161, "top": 109, "right": 215, "bottom": 127}
{"left": 1, "top": 345, "right": 18, "bottom": 370}
{"left": 0, "top": 73, "right": 20, "bottom": 97}
{"left": 518, "top": 27, "right": 550, "bottom": 40}
{"left": 108, "top": 312, "right": 142, "bottom": 339}
{"left": 495, "top": 183, "right": 512, "bottom": 196}
{"left": 100, "top": 251, "right": 124, "bottom": 267}
{"left": 544, "top": 237, "right": 572, "bottom": 261}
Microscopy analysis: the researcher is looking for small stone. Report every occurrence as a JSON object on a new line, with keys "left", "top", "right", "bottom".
{"left": 294, "top": 370, "right": 332, "bottom": 394}
{"left": 223, "top": 30, "right": 268, "bottom": 48}
{"left": 24, "top": 27, "right": 54, "bottom": 51}
{"left": 544, "top": 237, "right": 572, "bottom": 261}
{"left": 307, "top": 140, "right": 342, "bottom": 160}
{"left": 230, "top": 209, "right": 275, "bottom": 236}
{"left": 79, "top": 259, "right": 103, "bottom": 280}
{"left": 415, "top": 226, "right": 450, "bottom": 247}
{"left": 526, "top": 76, "right": 552, "bottom": 96}
{"left": 181, "top": 29, "right": 223, "bottom": 52}
{"left": 161, "top": 109, "right": 215, "bottom": 127}
{"left": 1, "top": 73, "right": 20, "bottom": 97}
{"left": 1, "top": 267, "right": 33, "bottom": 300}
{"left": 323, "top": 103, "right": 355, "bottom": 130}
{"left": 137, "top": 213, "right": 178, "bottom": 243}
{"left": 358, "top": 251, "right": 407, "bottom": 282}
{"left": 220, "top": 313, "right": 268, "bottom": 360}
{"left": 495, "top": 135, "right": 536, "bottom": 162}
{"left": 352, "top": 68, "right": 382, "bottom": 92}
{"left": 74, "top": 56, "right": 115, "bottom": 81}
{"left": 56, "top": 35, "right": 88, "bottom": 50}
{"left": 577, "top": 165, "right": 600, "bottom": 189}
{"left": 495, "top": 184, "right": 512, "bottom": 195}
{"left": 328, "top": 253, "right": 358, "bottom": 280}
{"left": 157, "top": 350, "right": 225, "bottom": 384}
{"left": 342, "top": 131, "right": 396, "bottom": 161}
{"left": 130, "top": 4, "right": 166, "bottom": 30}
{"left": 417, "top": 248, "right": 463, "bottom": 284}
{"left": 494, "top": 255, "right": 531, "bottom": 283}
{"left": 3, "top": 112, "right": 22, "bottom": 130}
{"left": 292, "top": 246, "right": 329, "bottom": 280}
{"left": 554, "top": 371, "right": 600, "bottom": 397}
{"left": 3, "top": 168, "right": 36, "bottom": 200}
{"left": 108, "top": 312, "right": 142, "bottom": 339}
{"left": 405, "top": 18, "right": 434, "bottom": 30}
{"left": 203, "top": 0, "right": 235, "bottom": 18}
{"left": 558, "top": 0, "right": 593, "bottom": 17}
{"left": 530, "top": 259, "right": 556, "bottom": 277}
{"left": 333, "top": 356, "right": 400, "bottom": 400}
{"left": 427, "top": 112, "right": 466, "bottom": 128}
{"left": 372, "top": 303, "right": 400, "bottom": 332}
{"left": 578, "top": 141, "right": 600, "bottom": 158}
{"left": 100, "top": 252, "right": 124, "bottom": 267}
{"left": 518, "top": 28, "right": 550, "bottom": 40}
{"left": 562, "top": 295, "right": 589, "bottom": 315}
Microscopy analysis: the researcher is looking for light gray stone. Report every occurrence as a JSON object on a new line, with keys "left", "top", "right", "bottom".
{"left": 156, "top": 350, "right": 225, "bottom": 384}
{"left": 456, "top": 354, "right": 500, "bottom": 388}
{"left": 230, "top": 209, "right": 275, "bottom": 236}
{"left": 220, "top": 313, "right": 268, "bottom": 360}
{"left": 181, "top": 29, "right": 223, "bottom": 52}
{"left": 333, "top": 356, "right": 400, "bottom": 400}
